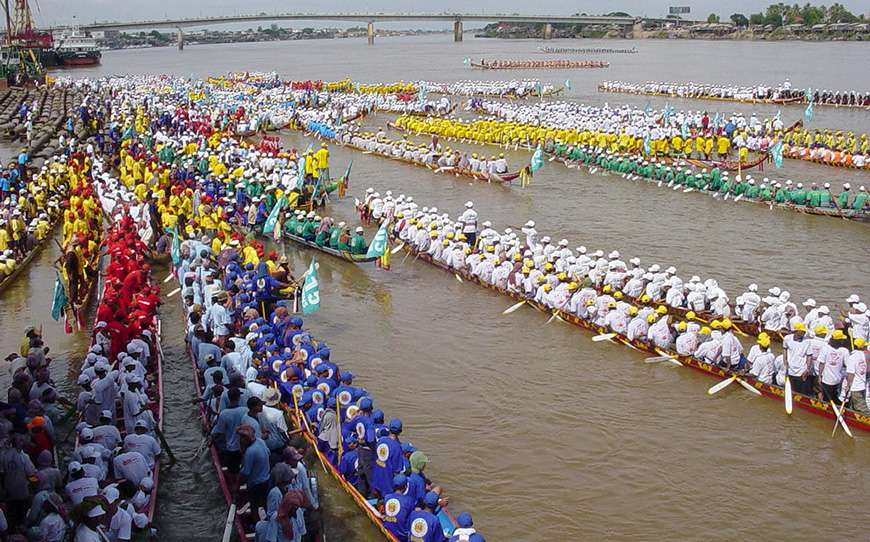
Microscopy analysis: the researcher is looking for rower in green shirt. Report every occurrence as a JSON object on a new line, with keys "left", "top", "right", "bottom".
{"left": 837, "top": 184, "right": 852, "bottom": 208}
{"left": 301, "top": 216, "right": 319, "bottom": 241}
{"left": 758, "top": 183, "right": 772, "bottom": 201}
{"left": 806, "top": 184, "right": 822, "bottom": 207}
{"left": 349, "top": 227, "right": 367, "bottom": 255}
{"left": 774, "top": 186, "right": 788, "bottom": 204}
{"left": 314, "top": 221, "right": 330, "bottom": 247}
{"left": 853, "top": 188, "right": 869, "bottom": 210}
{"left": 819, "top": 185, "right": 832, "bottom": 207}
{"left": 745, "top": 180, "right": 760, "bottom": 199}
{"left": 791, "top": 184, "right": 808, "bottom": 206}
{"left": 337, "top": 226, "right": 352, "bottom": 251}
{"left": 328, "top": 222, "right": 344, "bottom": 248}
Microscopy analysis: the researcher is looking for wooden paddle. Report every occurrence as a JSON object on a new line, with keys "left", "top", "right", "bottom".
{"left": 831, "top": 400, "right": 853, "bottom": 438}
{"left": 390, "top": 243, "right": 404, "bottom": 255}
{"left": 653, "top": 348, "right": 683, "bottom": 366}
{"left": 503, "top": 300, "right": 526, "bottom": 314}
{"left": 735, "top": 377, "right": 762, "bottom": 396}
{"left": 454, "top": 274, "right": 463, "bottom": 283}
{"left": 167, "top": 287, "right": 181, "bottom": 298}
{"left": 707, "top": 375, "right": 736, "bottom": 395}
{"left": 784, "top": 376, "right": 793, "bottom": 415}
{"left": 592, "top": 333, "right": 617, "bottom": 342}
{"left": 221, "top": 503, "right": 237, "bottom": 542}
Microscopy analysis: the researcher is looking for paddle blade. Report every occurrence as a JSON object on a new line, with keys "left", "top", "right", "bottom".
{"left": 736, "top": 378, "right": 762, "bottom": 396}
{"left": 391, "top": 243, "right": 405, "bottom": 255}
{"left": 831, "top": 401, "right": 853, "bottom": 438}
{"left": 503, "top": 300, "right": 527, "bottom": 315}
{"left": 454, "top": 274, "right": 463, "bottom": 283}
{"left": 784, "top": 377, "right": 793, "bottom": 414}
{"left": 545, "top": 312, "right": 558, "bottom": 325}
{"left": 707, "top": 375, "right": 736, "bottom": 395}
{"left": 163, "top": 273, "right": 174, "bottom": 283}
{"left": 167, "top": 287, "right": 181, "bottom": 298}
{"left": 592, "top": 333, "right": 617, "bottom": 342}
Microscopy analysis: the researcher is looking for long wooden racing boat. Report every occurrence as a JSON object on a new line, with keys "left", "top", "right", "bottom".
{"left": 0, "top": 218, "right": 60, "bottom": 293}
{"left": 471, "top": 60, "right": 609, "bottom": 70}
{"left": 596, "top": 86, "right": 870, "bottom": 109}
{"left": 282, "top": 230, "right": 381, "bottom": 263}
{"left": 398, "top": 242, "right": 870, "bottom": 434}
{"left": 337, "top": 133, "right": 523, "bottom": 185}
{"left": 183, "top": 308, "right": 252, "bottom": 541}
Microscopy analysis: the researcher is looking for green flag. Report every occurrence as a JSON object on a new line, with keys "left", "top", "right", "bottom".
{"left": 301, "top": 258, "right": 321, "bottom": 315}
{"left": 530, "top": 145, "right": 544, "bottom": 173}
{"left": 168, "top": 226, "right": 181, "bottom": 266}
{"left": 263, "top": 195, "right": 287, "bottom": 234}
{"left": 50, "top": 271, "right": 67, "bottom": 321}
{"left": 365, "top": 223, "right": 389, "bottom": 258}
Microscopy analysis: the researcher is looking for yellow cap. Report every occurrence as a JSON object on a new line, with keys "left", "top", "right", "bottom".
{"left": 585, "top": 299, "right": 595, "bottom": 306}
{"left": 568, "top": 282, "right": 578, "bottom": 291}
{"left": 813, "top": 325, "right": 828, "bottom": 335}
{"left": 831, "top": 330, "right": 847, "bottom": 340}
{"left": 544, "top": 262, "right": 554, "bottom": 271}
{"left": 710, "top": 320, "right": 721, "bottom": 329}
{"left": 613, "top": 291, "right": 624, "bottom": 299}
{"left": 602, "top": 285, "right": 612, "bottom": 293}
{"left": 677, "top": 321, "right": 687, "bottom": 332}
{"left": 646, "top": 314, "right": 657, "bottom": 323}
{"left": 793, "top": 322, "right": 806, "bottom": 332}
{"left": 700, "top": 326, "right": 711, "bottom": 335}
{"left": 758, "top": 335, "right": 771, "bottom": 347}
{"left": 536, "top": 275, "right": 546, "bottom": 284}
{"left": 641, "top": 294, "right": 651, "bottom": 303}
{"left": 442, "top": 239, "right": 450, "bottom": 246}
{"left": 686, "top": 311, "right": 696, "bottom": 320}
{"left": 486, "top": 245, "right": 495, "bottom": 253}
{"left": 856, "top": 338, "right": 868, "bottom": 348}
{"left": 557, "top": 272, "right": 567, "bottom": 281}
{"left": 721, "top": 318, "right": 733, "bottom": 330}
{"left": 446, "top": 232, "right": 455, "bottom": 239}
{"left": 656, "top": 306, "right": 667, "bottom": 315}
{"left": 628, "top": 306, "right": 638, "bottom": 316}
{"left": 607, "top": 301, "right": 617, "bottom": 308}
{"left": 543, "top": 284, "right": 552, "bottom": 292}
{"left": 429, "top": 231, "right": 438, "bottom": 238}
{"left": 521, "top": 267, "right": 530, "bottom": 274}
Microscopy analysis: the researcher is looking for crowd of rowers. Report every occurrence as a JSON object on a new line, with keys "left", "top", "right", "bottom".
{"left": 598, "top": 79, "right": 870, "bottom": 107}
{"left": 397, "top": 100, "right": 870, "bottom": 168}
{"left": 43, "top": 73, "right": 481, "bottom": 541}
{"left": 548, "top": 146, "right": 869, "bottom": 213}
{"left": 474, "top": 59, "right": 610, "bottom": 69}
{"left": 330, "top": 123, "right": 512, "bottom": 176}
{"left": 0, "top": 155, "right": 67, "bottom": 282}
{"left": 414, "top": 79, "right": 557, "bottom": 98}
{"left": 177, "top": 231, "right": 484, "bottom": 541}
{"left": 368, "top": 195, "right": 870, "bottom": 413}
{"left": 1, "top": 214, "right": 162, "bottom": 540}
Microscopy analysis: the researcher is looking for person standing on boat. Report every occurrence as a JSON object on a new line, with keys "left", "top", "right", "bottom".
{"left": 458, "top": 201, "right": 478, "bottom": 248}
{"left": 350, "top": 397, "right": 377, "bottom": 497}
{"left": 783, "top": 323, "right": 812, "bottom": 395}
{"left": 314, "top": 143, "right": 330, "bottom": 182}
{"left": 371, "top": 419, "right": 404, "bottom": 498}
{"left": 843, "top": 339, "right": 868, "bottom": 413}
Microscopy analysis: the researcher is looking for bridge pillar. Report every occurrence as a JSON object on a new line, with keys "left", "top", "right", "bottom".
{"left": 367, "top": 22, "right": 374, "bottom": 45}
{"left": 454, "top": 20, "right": 463, "bottom": 41}
{"left": 543, "top": 23, "right": 553, "bottom": 40}
{"left": 177, "top": 29, "right": 184, "bottom": 50}
{"left": 632, "top": 20, "right": 644, "bottom": 38}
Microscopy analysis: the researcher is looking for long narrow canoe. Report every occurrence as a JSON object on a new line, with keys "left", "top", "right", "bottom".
{"left": 185, "top": 313, "right": 252, "bottom": 541}
{"left": 597, "top": 86, "right": 870, "bottom": 109}
{"left": 282, "top": 231, "right": 381, "bottom": 263}
{"left": 0, "top": 217, "right": 61, "bottom": 293}
{"left": 400, "top": 242, "right": 870, "bottom": 434}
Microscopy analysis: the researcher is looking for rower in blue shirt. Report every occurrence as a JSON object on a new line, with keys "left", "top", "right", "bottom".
{"left": 209, "top": 388, "right": 247, "bottom": 474}
{"left": 371, "top": 419, "right": 404, "bottom": 498}
{"left": 408, "top": 491, "right": 446, "bottom": 542}
{"left": 383, "top": 474, "right": 415, "bottom": 542}
{"left": 448, "top": 513, "right": 484, "bottom": 542}
{"left": 338, "top": 435, "right": 359, "bottom": 487}
{"left": 350, "top": 397, "right": 376, "bottom": 497}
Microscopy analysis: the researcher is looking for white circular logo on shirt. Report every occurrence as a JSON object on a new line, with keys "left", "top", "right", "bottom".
{"left": 376, "top": 443, "right": 390, "bottom": 462}
{"left": 338, "top": 390, "right": 352, "bottom": 405}
{"left": 385, "top": 498, "right": 401, "bottom": 517}
{"left": 312, "top": 391, "right": 324, "bottom": 405}
{"left": 355, "top": 422, "right": 365, "bottom": 439}
{"left": 317, "top": 382, "right": 331, "bottom": 396}
{"left": 410, "top": 518, "right": 429, "bottom": 537}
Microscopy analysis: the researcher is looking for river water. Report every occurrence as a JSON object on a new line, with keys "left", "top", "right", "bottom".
{"left": 2, "top": 35, "right": 868, "bottom": 541}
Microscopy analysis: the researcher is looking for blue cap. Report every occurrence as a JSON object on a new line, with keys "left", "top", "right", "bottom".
{"left": 359, "top": 397, "right": 373, "bottom": 410}
{"left": 388, "top": 419, "right": 403, "bottom": 434}
{"left": 327, "top": 397, "right": 336, "bottom": 408}
{"left": 401, "top": 442, "right": 416, "bottom": 454}
{"left": 316, "top": 365, "right": 329, "bottom": 374}
{"left": 372, "top": 410, "right": 384, "bottom": 424}
{"left": 245, "top": 263, "right": 254, "bottom": 270}
{"left": 318, "top": 347, "right": 330, "bottom": 359}
{"left": 392, "top": 474, "right": 407, "bottom": 489}
{"left": 290, "top": 317, "right": 303, "bottom": 327}
{"left": 376, "top": 427, "right": 389, "bottom": 438}
{"left": 340, "top": 371, "right": 353, "bottom": 383}
{"left": 305, "top": 376, "right": 317, "bottom": 386}
{"left": 457, "top": 512, "right": 473, "bottom": 528}
{"left": 469, "top": 534, "right": 486, "bottom": 542}
{"left": 423, "top": 491, "right": 439, "bottom": 507}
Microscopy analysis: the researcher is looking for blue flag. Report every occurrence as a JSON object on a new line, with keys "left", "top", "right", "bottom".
{"left": 565, "top": 79, "right": 572, "bottom": 90}
{"left": 365, "top": 223, "right": 389, "bottom": 258}
{"left": 804, "top": 102, "right": 814, "bottom": 124}
{"left": 774, "top": 109, "right": 781, "bottom": 123}
{"left": 663, "top": 103, "right": 673, "bottom": 124}
{"left": 530, "top": 145, "right": 544, "bottom": 173}
{"left": 771, "top": 139, "right": 784, "bottom": 168}
{"left": 643, "top": 133, "right": 652, "bottom": 156}
{"left": 263, "top": 195, "right": 287, "bottom": 235}
{"left": 463, "top": 57, "right": 470, "bottom": 65}
{"left": 301, "top": 259, "right": 321, "bottom": 315}
{"left": 712, "top": 112, "right": 720, "bottom": 127}
{"left": 296, "top": 155, "right": 306, "bottom": 190}
{"left": 644, "top": 101, "right": 652, "bottom": 116}
{"left": 50, "top": 271, "right": 67, "bottom": 321}
{"left": 681, "top": 120, "right": 690, "bottom": 140}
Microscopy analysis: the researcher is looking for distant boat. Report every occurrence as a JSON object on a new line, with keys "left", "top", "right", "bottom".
{"left": 53, "top": 27, "right": 101, "bottom": 66}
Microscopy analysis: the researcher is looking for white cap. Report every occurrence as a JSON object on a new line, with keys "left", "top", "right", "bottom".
{"left": 525, "top": 220, "right": 535, "bottom": 227}
{"left": 846, "top": 294, "right": 860, "bottom": 303}
{"left": 464, "top": 201, "right": 474, "bottom": 208}
{"left": 748, "top": 283, "right": 758, "bottom": 292}
{"left": 802, "top": 299, "right": 816, "bottom": 308}
{"left": 87, "top": 504, "right": 106, "bottom": 518}
{"left": 355, "top": 227, "right": 364, "bottom": 233}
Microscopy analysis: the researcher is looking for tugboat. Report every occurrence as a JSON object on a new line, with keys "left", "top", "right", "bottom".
{"left": 53, "top": 27, "right": 101, "bottom": 66}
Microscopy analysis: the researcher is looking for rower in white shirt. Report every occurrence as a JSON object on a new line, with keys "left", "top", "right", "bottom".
{"left": 747, "top": 334, "right": 776, "bottom": 384}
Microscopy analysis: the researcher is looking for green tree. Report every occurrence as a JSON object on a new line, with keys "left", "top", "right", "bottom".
{"left": 730, "top": 13, "right": 749, "bottom": 27}
{"left": 827, "top": 2, "right": 858, "bottom": 23}
{"left": 749, "top": 13, "right": 765, "bottom": 25}
{"left": 800, "top": 3, "right": 827, "bottom": 26}
{"left": 764, "top": 3, "right": 786, "bottom": 26}
{"left": 707, "top": 13, "right": 721, "bottom": 23}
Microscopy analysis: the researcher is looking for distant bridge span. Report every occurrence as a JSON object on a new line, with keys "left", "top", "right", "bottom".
{"left": 49, "top": 13, "right": 694, "bottom": 47}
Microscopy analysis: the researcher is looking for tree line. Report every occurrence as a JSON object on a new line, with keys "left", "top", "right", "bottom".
{"left": 706, "top": 2, "right": 864, "bottom": 27}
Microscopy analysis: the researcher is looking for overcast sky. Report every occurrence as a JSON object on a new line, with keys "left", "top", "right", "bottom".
{"left": 31, "top": 0, "right": 870, "bottom": 27}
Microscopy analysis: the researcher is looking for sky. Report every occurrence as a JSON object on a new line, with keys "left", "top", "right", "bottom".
{"left": 30, "top": 0, "right": 870, "bottom": 27}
